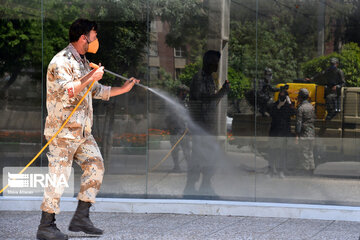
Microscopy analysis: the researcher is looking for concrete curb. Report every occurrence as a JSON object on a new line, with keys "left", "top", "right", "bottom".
{"left": 1, "top": 196, "right": 360, "bottom": 222}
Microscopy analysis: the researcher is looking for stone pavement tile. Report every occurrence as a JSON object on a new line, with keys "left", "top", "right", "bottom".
{"left": 99, "top": 212, "right": 163, "bottom": 228}
{"left": 1, "top": 238, "right": 27, "bottom": 240}
{"left": 105, "top": 214, "right": 202, "bottom": 238}
{"left": 208, "top": 216, "right": 287, "bottom": 239}
{"left": 310, "top": 231, "right": 359, "bottom": 240}
{"left": 157, "top": 233, "right": 252, "bottom": 240}
{"left": 100, "top": 213, "right": 170, "bottom": 236}
{"left": 158, "top": 215, "right": 244, "bottom": 239}
{"left": 0, "top": 211, "right": 39, "bottom": 238}
{"left": 257, "top": 232, "right": 309, "bottom": 240}
{"left": 321, "top": 221, "right": 360, "bottom": 232}
{"left": 262, "top": 218, "right": 333, "bottom": 239}
{"left": 138, "top": 214, "right": 202, "bottom": 233}
{"left": 206, "top": 232, "right": 262, "bottom": 240}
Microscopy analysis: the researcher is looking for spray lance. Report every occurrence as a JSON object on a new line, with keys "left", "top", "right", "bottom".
{"left": 89, "top": 63, "right": 150, "bottom": 90}
{"left": 89, "top": 63, "right": 189, "bottom": 172}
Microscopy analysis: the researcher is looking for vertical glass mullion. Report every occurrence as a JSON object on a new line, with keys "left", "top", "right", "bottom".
{"left": 40, "top": 0, "right": 44, "bottom": 167}
{"left": 145, "top": 0, "right": 150, "bottom": 198}
{"left": 254, "top": 0, "right": 259, "bottom": 202}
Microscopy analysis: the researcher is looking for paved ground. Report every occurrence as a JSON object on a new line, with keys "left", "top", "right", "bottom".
{"left": 0, "top": 211, "right": 359, "bottom": 240}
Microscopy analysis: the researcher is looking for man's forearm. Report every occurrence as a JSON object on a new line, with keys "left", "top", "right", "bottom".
{"left": 108, "top": 77, "right": 138, "bottom": 98}
{"left": 110, "top": 86, "right": 131, "bottom": 97}
{"left": 73, "top": 73, "right": 94, "bottom": 96}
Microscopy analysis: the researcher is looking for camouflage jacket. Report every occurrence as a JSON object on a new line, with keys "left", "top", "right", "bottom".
{"left": 296, "top": 100, "right": 315, "bottom": 139}
{"left": 44, "top": 43, "right": 111, "bottom": 140}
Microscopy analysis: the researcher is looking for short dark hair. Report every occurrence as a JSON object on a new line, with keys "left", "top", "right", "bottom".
{"left": 203, "top": 50, "right": 221, "bottom": 67}
{"left": 69, "top": 18, "right": 97, "bottom": 42}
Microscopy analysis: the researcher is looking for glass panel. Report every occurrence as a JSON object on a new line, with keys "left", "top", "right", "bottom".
{"left": 227, "top": 0, "right": 258, "bottom": 201}
{"left": 145, "top": 0, "right": 256, "bottom": 201}
{"left": 254, "top": 0, "right": 360, "bottom": 206}
{"left": 0, "top": 0, "right": 43, "bottom": 195}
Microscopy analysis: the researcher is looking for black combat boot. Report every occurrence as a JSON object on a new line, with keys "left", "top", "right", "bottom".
{"left": 36, "top": 211, "right": 68, "bottom": 240}
{"left": 68, "top": 200, "right": 103, "bottom": 235}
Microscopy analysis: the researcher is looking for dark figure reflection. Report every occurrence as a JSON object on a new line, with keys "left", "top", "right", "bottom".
{"left": 267, "top": 85, "right": 295, "bottom": 178}
{"left": 184, "top": 50, "right": 230, "bottom": 198}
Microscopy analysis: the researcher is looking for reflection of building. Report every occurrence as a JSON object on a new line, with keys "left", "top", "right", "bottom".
{"left": 148, "top": 19, "right": 188, "bottom": 81}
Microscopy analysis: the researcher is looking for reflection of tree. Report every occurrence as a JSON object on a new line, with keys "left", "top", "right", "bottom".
{"left": 0, "top": 19, "right": 42, "bottom": 94}
{"left": 230, "top": 18, "right": 298, "bottom": 82}
{"left": 229, "top": 0, "right": 360, "bottom": 81}
{"left": 151, "top": 0, "right": 208, "bottom": 62}
{"left": 150, "top": 67, "right": 181, "bottom": 93}
{"left": 344, "top": 0, "right": 360, "bottom": 45}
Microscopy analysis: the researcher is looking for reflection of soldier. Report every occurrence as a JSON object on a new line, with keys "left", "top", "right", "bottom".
{"left": 186, "top": 50, "right": 229, "bottom": 196}
{"left": 165, "top": 85, "right": 191, "bottom": 172}
{"left": 37, "top": 19, "right": 139, "bottom": 240}
{"left": 310, "top": 58, "right": 345, "bottom": 120}
{"left": 295, "top": 88, "right": 315, "bottom": 174}
{"left": 323, "top": 58, "right": 345, "bottom": 120}
{"left": 258, "top": 68, "right": 279, "bottom": 116}
{"left": 268, "top": 86, "right": 295, "bottom": 178}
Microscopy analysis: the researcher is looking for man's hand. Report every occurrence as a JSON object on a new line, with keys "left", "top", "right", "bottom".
{"left": 73, "top": 63, "right": 104, "bottom": 97}
{"left": 89, "top": 64, "right": 104, "bottom": 82}
{"left": 110, "top": 77, "right": 140, "bottom": 97}
{"left": 332, "top": 85, "right": 337, "bottom": 91}
{"left": 123, "top": 77, "right": 140, "bottom": 92}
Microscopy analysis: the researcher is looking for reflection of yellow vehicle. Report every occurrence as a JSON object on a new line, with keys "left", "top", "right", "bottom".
{"left": 274, "top": 83, "right": 326, "bottom": 119}
{"left": 232, "top": 83, "right": 360, "bottom": 160}
{"left": 234, "top": 82, "right": 360, "bottom": 136}
{"left": 274, "top": 83, "right": 360, "bottom": 139}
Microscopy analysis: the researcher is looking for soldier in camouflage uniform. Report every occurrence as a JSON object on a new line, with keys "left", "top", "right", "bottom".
{"left": 37, "top": 19, "right": 139, "bottom": 240}
{"left": 310, "top": 58, "right": 345, "bottom": 120}
{"left": 295, "top": 88, "right": 316, "bottom": 174}
{"left": 323, "top": 58, "right": 345, "bottom": 120}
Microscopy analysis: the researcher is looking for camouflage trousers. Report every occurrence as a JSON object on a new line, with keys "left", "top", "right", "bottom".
{"left": 41, "top": 135, "right": 104, "bottom": 214}
{"left": 299, "top": 139, "right": 315, "bottom": 171}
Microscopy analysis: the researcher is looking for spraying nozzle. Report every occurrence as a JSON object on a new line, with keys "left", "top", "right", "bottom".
{"left": 89, "top": 62, "right": 101, "bottom": 70}
{"left": 89, "top": 62, "right": 149, "bottom": 90}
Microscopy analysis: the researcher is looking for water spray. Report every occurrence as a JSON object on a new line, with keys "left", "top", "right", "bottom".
{"left": 90, "top": 62, "right": 192, "bottom": 171}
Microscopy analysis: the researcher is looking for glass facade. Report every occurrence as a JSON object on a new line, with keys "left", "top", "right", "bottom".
{"left": 1, "top": 0, "right": 360, "bottom": 206}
